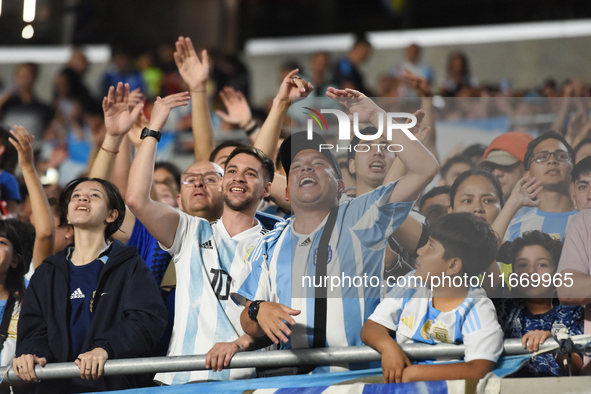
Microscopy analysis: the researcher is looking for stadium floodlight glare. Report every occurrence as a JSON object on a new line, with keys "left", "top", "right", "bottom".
{"left": 23, "top": 0, "right": 36, "bottom": 22}
{"left": 22, "top": 24, "right": 34, "bottom": 39}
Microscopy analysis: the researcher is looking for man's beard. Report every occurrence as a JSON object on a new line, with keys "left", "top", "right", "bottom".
{"left": 223, "top": 193, "right": 257, "bottom": 212}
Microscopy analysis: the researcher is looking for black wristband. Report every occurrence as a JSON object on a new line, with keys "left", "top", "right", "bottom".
{"left": 248, "top": 300, "right": 264, "bottom": 323}
{"left": 244, "top": 121, "right": 259, "bottom": 136}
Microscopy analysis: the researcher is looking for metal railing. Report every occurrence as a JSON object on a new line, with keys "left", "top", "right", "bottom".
{"left": 2, "top": 337, "right": 589, "bottom": 382}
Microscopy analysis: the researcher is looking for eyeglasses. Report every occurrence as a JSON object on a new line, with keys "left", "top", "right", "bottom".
{"left": 530, "top": 151, "right": 571, "bottom": 164}
{"left": 181, "top": 172, "right": 222, "bottom": 186}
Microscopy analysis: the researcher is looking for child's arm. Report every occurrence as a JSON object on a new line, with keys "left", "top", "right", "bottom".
{"left": 361, "top": 319, "right": 411, "bottom": 383}
{"left": 9, "top": 126, "right": 54, "bottom": 269}
{"left": 401, "top": 359, "right": 495, "bottom": 382}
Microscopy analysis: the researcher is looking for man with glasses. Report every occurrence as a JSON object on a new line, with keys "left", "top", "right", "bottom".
{"left": 126, "top": 93, "right": 276, "bottom": 384}
{"left": 504, "top": 131, "right": 577, "bottom": 242}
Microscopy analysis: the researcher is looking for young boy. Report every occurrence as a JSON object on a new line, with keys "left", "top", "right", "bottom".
{"left": 495, "top": 231, "right": 584, "bottom": 376}
{"left": 361, "top": 212, "right": 502, "bottom": 383}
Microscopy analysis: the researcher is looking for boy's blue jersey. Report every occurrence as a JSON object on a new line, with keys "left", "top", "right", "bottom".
{"left": 369, "top": 271, "right": 504, "bottom": 363}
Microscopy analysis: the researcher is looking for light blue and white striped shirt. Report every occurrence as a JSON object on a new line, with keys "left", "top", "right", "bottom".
{"left": 370, "top": 271, "right": 503, "bottom": 363}
{"left": 233, "top": 180, "right": 413, "bottom": 371}
{"left": 504, "top": 207, "right": 578, "bottom": 242}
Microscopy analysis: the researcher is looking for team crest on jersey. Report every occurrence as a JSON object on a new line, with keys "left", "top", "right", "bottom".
{"left": 420, "top": 320, "right": 433, "bottom": 340}
{"left": 401, "top": 316, "right": 414, "bottom": 331}
{"left": 7, "top": 310, "right": 18, "bottom": 339}
{"left": 432, "top": 322, "right": 451, "bottom": 343}
{"left": 313, "top": 246, "right": 333, "bottom": 266}
{"left": 244, "top": 246, "right": 254, "bottom": 264}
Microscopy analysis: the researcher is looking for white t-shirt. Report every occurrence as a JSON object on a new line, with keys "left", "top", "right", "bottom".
{"left": 369, "top": 271, "right": 503, "bottom": 363}
{"left": 154, "top": 213, "right": 266, "bottom": 385}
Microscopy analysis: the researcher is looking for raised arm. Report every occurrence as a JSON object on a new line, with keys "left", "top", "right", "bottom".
{"left": 9, "top": 126, "right": 54, "bottom": 270}
{"left": 174, "top": 36, "right": 215, "bottom": 162}
{"left": 126, "top": 92, "right": 190, "bottom": 249}
{"left": 253, "top": 70, "right": 313, "bottom": 212}
{"left": 490, "top": 175, "right": 542, "bottom": 246}
{"left": 254, "top": 69, "right": 313, "bottom": 159}
{"left": 89, "top": 82, "right": 144, "bottom": 243}
{"left": 216, "top": 87, "right": 259, "bottom": 143}
{"left": 327, "top": 87, "right": 439, "bottom": 203}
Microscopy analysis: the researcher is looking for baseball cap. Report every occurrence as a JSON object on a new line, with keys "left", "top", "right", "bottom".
{"left": 279, "top": 131, "right": 342, "bottom": 180}
{"left": 481, "top": 131, "right": 534, "bottom": 166}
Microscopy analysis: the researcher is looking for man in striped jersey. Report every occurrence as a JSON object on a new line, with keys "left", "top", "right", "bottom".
{"left": 234, "top": 90, "right": 439, "bottom": 373}
{"left": 126, "top": 94, "right": 275, "bottom": 384}
{"left": 504, "top": 131, "right": 578, "bottom": 242}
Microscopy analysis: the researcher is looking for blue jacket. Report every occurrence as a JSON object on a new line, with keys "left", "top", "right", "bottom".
{"left": 16, "top": 240, "right": 168, "bottom": 393}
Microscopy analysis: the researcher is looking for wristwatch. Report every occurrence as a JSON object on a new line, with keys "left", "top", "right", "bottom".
{"left": 140, "top": 127, "right": 162, "bottom": 142}
{"left": 248, "top": 300, "right": 264, "bottom": 323}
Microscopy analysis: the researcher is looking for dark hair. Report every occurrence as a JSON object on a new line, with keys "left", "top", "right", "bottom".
{"left": 523, "top": 130, "right": 574, "bottom": 171}
{"left": 0, "top": 125, "right": 19, "bottom": 174}
{"left": 449, "top": 168, "right": 504, "bottom": 209}
{"left": 572, "top": 156, "right": 591, "bottom": 183}
{"left": 59, "top": 178, "right": 125, "bottom": 240}
{"left": 155, "top": 161, "right": 182, "bottom": 188}
{"left": 419, "top": 186, "right": 451, "bottom": 212}
{"left": 209, "top": 140, "right": 248, "bottom": 164}
{"left": 225, "top": 146, "right": 275, "bottom": 183}
{"left": 504, "top": 230, "right": 562, "bottom": 271}
{"left": 0, "top": 221, "right": 25, "bottom": 303}
{"left": 574, "top": 137, "right": 591, "bottom": 160}
{"left": 429, "top": 212, "right": 498, "bottom": 277}
{"left": 440, "top": 154, "right": 474, "bottom": 181}
{"left": 5, "top": 219, "right": 34, "bottom": 274}
{"left": 462, "top": 143, "right": 487, "bottom": 163}
{"left": 447, "top": 51, "right": 470, "bottom": 78}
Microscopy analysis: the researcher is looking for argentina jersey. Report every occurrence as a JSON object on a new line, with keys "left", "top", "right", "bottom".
{"left": 369, "top": 271, "right": 503, "bottom": 363}
{"left": 504, "top": 208, "right": 578, "bottom": 242}
{"left": 0, "top": 299, "right": 19, "bottom": 367}
{"left": 154, "top": 213, "right": 264, "bottom": 385}
{"left": 233, "top": 180, "right": 413, "bottom": 371}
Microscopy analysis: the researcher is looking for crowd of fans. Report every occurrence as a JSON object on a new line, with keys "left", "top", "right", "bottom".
{"left": 0, "top": 35, "right": 590, "bottom": 393}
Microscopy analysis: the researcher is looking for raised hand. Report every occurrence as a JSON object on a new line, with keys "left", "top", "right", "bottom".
{"left": 9, "top": 125, "right": 35, "bottom": 169}
{"left": 326, "top": 86, "right": 383, "bottom": 124}
{"left": 129, "top": 109, "right": 150, "bottom": 149}
{"left": 406, "top": 109, "right": 428, "bottom": 142}
{"left": 103, "top": 82, "right": 144, "bottom": 138}
{"left": 148, "top": 92, "right": 191, "bottom": 131}
{"left": 256, "top": 301, "right": 301, "bottom": 344}
{"left": 508, "top": 175, "right": 543, "bottom": 208}
{"left": 216, "top": 87, "right": 253, "bottom": 128}
{"left": 275, "top": 69, "right": 314, "bottom": 103}
{"left": 174, "top": 36, "right": 209, "bottom": 93}
{"left": 127, "top": 88, "right": 145, "bottom": 111}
